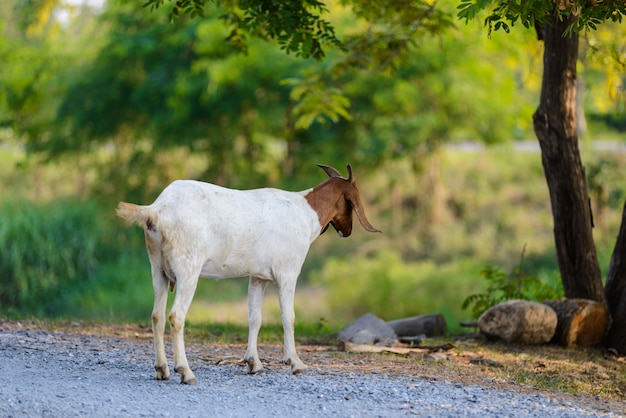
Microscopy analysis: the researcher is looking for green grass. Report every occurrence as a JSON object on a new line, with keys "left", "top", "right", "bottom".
{"left": 185, "top": 319, "right": 339, "bottom": 345}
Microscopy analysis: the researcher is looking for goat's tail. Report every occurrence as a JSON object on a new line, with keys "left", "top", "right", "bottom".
{"left": 116, "top": 202, "right": 157, "bottom": 231}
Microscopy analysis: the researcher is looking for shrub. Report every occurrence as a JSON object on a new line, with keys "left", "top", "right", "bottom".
{"left": 0, "top": 200, "right": 100, "bottom": 316}
{"left": 0, "top": 200, "right": 153, "bottom": 320}
{"left": 462, "top": 264, "right": 564, "bottom": 320}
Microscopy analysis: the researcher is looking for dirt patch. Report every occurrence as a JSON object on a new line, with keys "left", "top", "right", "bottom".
{"left": 3, "top": 319, "right": 624, "bottom": 415}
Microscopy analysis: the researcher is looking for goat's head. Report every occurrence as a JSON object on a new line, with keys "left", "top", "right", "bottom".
{"left": 314, "top": 164, "right": 381, "bottom": 237}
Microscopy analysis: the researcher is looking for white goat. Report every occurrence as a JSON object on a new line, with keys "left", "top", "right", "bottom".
{"left": 116, "top": 164, "right": 380, "bottom": 384}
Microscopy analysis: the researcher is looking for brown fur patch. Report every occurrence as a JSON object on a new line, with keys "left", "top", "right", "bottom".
{"left": 146, "top": 218, "right": 156, "bottom": 232}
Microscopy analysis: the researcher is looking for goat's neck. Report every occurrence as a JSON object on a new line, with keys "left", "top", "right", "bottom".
{"left": 304, "top": 181, "right": 343, "bottom": 233}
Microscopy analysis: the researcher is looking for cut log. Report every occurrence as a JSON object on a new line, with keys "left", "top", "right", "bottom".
{"left": 478, "top": 300, "right": 557, "bottom": 344}
{"left": 386, "top": 314, "right": 448, "bottom": 337}
{"left": 543, "top": 298, "right": 610, "bottom": 347}
{"left": 337, "top": 313, "right": 397, "bottom": 346}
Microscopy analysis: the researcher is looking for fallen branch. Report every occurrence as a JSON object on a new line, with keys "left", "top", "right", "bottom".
{"left": 339, "top": 341, "right": 454, "bottom": 355}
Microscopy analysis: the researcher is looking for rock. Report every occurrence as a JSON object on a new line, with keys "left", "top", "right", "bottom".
{"left": 543, "top": 298, "right": 610, "bottom": 347}
{"left": 478, "top": 300, "right": 557, "bottom": 344}
{"left": 337, "top": 313, "right": 397, "bottom": 346}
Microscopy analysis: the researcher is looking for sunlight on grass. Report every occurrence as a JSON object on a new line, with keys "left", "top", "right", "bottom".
{"left": 187, "top": 285, "right": 331, "bottom": 326}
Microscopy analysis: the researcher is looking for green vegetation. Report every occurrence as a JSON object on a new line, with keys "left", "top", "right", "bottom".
{"left": 2, "top": 144, "right": 624, "bottom": 331}
{"left": 0, "top": 198, "right": 153, "bottom": 321}
{"left": 1, "top": 0, "right": 626, "bottom": 334}
{"left": 462, "top": 264, "right": 565, "bottom": 320}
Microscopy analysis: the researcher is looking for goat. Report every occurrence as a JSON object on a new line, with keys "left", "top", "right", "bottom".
{"left": 116, "top": 164, "right": 380, "bottom": 384}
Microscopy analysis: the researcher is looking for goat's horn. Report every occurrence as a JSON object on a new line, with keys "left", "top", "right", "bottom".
{"left": 346, "top": 164, "right": 353, "bottom": 183}
{"left": 317, "top": 164, "right": 344, "bottom": 179}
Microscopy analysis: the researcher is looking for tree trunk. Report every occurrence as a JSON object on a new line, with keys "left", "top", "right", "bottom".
{"left": 604, "top": 200, "right": 626, "bottom": 354}
{"left": 532, "top": 14, "right": 605, "bottom": 303}
{"left": 544, "top": 299, "right": 609, "bottom": 347}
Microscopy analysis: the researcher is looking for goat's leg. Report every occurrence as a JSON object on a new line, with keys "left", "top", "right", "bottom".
{"left": 168, "top": 272, "right": 199, "bottom": 385}
{"left": 277, "top": 279, "right": 306, "bottom": 374}
{"left": 151, "top": 265, "right": 170, "bottom": 381}
{"left": 244, "top": 276, "right": 267, "bottom": 374}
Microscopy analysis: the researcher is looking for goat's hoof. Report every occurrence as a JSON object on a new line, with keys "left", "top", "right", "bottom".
{"left": 286, "top": 358, "right": 307, "bottom": 375}
{"left": 245, "top": 357, "right": 263, "bottom": 374}
{"left": 181, "top": 376, "right": 197, "bottom": 385}
{"left": 155, "top": 365, "right": 170, "bottom": 381}
{"left": 174, "top": 366, "right": 196, "bottom": 385}
{"left": 292, "top": 366, "right": 307, "bottom": 375}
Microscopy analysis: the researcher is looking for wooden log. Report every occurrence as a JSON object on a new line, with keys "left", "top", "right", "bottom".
{"left": 543, "top": 298, "right": 610, "bottom": 347}
{"left": 386, "top": 314, "right": 448, "bottom": 337}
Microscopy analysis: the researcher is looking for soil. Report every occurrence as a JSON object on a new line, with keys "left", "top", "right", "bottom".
{"left": 1, "top": 320, "right": 624, "bottom": 417}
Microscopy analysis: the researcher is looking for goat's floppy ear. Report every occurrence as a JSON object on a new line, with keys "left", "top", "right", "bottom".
{"left": 350, "top": 193, "right": 382, "bottom": 233}
{"left": 345, "top": 165, "right": 381, "bottom": 233}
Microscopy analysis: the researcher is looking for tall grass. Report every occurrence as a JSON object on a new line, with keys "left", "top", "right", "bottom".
{"left": 0, "top": 200, "right": 153, "bottom": 320}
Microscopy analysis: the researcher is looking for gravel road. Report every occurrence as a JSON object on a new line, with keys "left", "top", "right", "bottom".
{"left": 0, "top": 324, "right": 622, "bottom": 417}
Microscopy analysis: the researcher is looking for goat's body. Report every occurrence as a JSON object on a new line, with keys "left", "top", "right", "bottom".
{"left": 141, "top": 180, "right": 320, "bottom": 281}
{"left": 117, "top": 165, "right": 379, "bottom": 384}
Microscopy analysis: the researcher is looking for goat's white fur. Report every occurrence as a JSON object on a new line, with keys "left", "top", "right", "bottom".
{"left": 116, "top": 165, "right": 379, "bottom": 384}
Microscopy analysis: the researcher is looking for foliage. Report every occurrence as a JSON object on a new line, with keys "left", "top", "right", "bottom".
{"left": 282, "top": 74, "right": 352, "bottom": 129}
{"left": 0, "top": 200, "right": 100, "bottom": 316}
{"left": 462, "top": 263, "right": 564, "bottom": 320}
{"left": 144, "top": 0, "right": 344, "bottom": 59}
{"left": 0, "top": 199, "right": 154, "bottom": 320}
{"left": 457, "top": 0, "right": 626, "bottom": 36}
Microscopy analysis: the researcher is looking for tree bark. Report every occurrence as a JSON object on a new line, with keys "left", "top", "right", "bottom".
{"left": 532, "top": 14, "right": 605, "bottom": 303}
{"left": 544, "top": 299, "right": 609, "bottom": 347}
{"left": 604, "top": 200, "right": 626, "bottom": 354}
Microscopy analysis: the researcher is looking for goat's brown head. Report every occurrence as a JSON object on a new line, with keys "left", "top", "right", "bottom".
{"left": 310, "top": 164, "right": 381, "bottom": 238}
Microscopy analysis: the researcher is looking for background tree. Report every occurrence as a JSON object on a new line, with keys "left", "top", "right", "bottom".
{"left": 457, "top": 0, "right": 626, "bottom": 352}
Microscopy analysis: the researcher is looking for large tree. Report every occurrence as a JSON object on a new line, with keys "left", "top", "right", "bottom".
{"left": 148, "top": 0, "right": 626, "bottom": 353}
{"left": 456, "top": 0, "right": 626, "bottom": 352}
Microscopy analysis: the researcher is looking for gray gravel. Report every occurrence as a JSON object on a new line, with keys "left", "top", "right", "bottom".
{"left": 0, "top": 327, "right": 622, "bottom": 417}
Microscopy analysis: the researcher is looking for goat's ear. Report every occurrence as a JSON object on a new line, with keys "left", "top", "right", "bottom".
{"left": 352, "top": 202, "right": 381, "bottom": 233}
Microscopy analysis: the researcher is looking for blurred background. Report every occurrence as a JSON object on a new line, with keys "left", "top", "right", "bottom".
{"left": 1, "top": 0, "right": 625, "bottom": 332}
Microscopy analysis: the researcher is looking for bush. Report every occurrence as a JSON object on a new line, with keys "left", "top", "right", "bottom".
{"left": 0, "top": 200, "right": 153, "bottom": 320}
{"left": 462, "top": 264, "right": 564, "bottom": 320}
{"left": 0, "top": 200, "right": 100, "bottom": 316}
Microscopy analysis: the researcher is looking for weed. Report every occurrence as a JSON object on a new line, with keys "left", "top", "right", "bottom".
{"left": 462, "top": 247, "right": 564, "bottom": 319}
